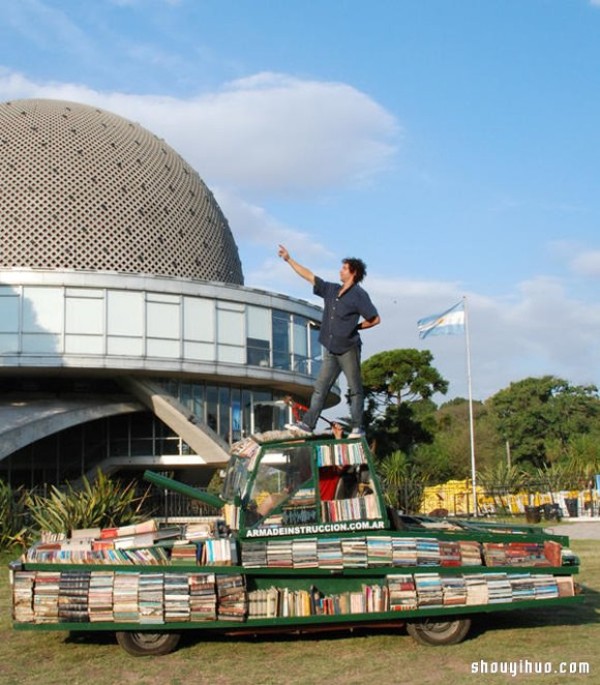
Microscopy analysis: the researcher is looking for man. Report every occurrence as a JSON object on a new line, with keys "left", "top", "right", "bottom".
{"left": 278, "top": 244, "right": 380, "bottom": 438}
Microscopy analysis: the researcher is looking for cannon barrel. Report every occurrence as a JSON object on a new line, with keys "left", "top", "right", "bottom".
{"left": 143, "top": 470, "right": 226, "bottom": 509}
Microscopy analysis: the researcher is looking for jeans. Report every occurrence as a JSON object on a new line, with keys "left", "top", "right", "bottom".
{"left": 302, "top": 345, "right": 364, "bottom": 430}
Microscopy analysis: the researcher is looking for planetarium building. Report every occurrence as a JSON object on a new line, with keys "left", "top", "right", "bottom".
{"left": 0, "top": 98, "right": 336, "bottom": 488}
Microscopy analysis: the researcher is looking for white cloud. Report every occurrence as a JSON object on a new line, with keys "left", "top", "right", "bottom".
{"left": 0, "top": 70, "right": 399, "bottom": 196}
{"left": 569, "top": 250, "right": 600, "bottom": 278}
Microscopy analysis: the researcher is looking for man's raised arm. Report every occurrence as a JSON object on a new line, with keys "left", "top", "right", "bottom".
{"left": 278, "top": 244, "right": 315, "bottom": 285}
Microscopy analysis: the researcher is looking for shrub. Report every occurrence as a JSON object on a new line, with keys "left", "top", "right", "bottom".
{"left": 0, "top": 480, "right": 31, "bottom": 549}
{"left": 25, "top": 470, "right": 151, "bottom": 535}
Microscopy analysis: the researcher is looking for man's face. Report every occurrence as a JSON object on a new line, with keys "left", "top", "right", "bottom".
{"left": 339, "top": 262, "right": 355, "bottom": 284}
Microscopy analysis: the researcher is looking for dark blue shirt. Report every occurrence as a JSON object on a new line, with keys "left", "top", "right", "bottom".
{"left": 313, "top": 276, "right": 379, "bottom": 354}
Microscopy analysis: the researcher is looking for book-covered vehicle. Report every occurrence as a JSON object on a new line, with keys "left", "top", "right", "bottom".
{"left": 9, "top": 432, "right": 583, "bottom": 656}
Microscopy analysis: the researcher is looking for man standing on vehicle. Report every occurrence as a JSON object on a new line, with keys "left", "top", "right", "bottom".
{"left": 277, "top": 244, "right": 380, "bottom": 438}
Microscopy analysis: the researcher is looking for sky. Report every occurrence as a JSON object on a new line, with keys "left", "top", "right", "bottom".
{"left": 1, "top": 0, "right": 600, "bottom": 404}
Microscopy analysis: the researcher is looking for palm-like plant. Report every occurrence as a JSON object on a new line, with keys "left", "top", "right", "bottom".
{"left": 0, "top": 481, "right": 31, "bottom": 549}
{"left": 26, "top": 470, "right": 151, "bottom": 535}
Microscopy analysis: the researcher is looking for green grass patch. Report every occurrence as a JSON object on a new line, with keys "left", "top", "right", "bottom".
{"left": 0, "top": 542, "right": 598, "bottom": 685}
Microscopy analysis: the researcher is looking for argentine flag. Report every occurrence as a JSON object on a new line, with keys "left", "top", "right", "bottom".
{"left": 417, "top": 301, "right": 465, "bottom": 339}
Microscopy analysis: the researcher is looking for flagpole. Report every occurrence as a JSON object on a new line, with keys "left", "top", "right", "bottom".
{"left": 463, "top": 296, "right": 478, "bottom": 517}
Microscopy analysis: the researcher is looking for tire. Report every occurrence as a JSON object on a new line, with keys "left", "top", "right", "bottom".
{"left": 406, "top": 617, "right": 471, "bottom": 646}
{"left": 115, "top": 631, "right": 181, "bottom": 656}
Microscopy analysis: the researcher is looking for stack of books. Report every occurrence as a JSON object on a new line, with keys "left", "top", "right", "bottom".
{"left": 316, "top": 442, "right": 366, "bottom": 467}
{"left": 483, "top": 542, "right": 552, "bottom": 568}
{"left": 58, "top": 570, "right": 90, "bottom": 623}
{"left": 465, "top": 574, "right": 489, "bottom": 605}
{"left": 363, "top": 583, "right": 389, "bottom": 613}
{"left": 366, "top": 536, "right": 393, "bottom": 566}
{"left": 392, "top": 538, "right": 418, "bottom": 566}
{"left": 138, "top": 572, "right": 164, "bottom": 624}
{"left": 416, "top": 538, "right": 441, "bottom": 566}
{"left": 247, "top": 587, "right": 280, "bottom": 618}
{"left": 266, "top": 539, "right": 293, "bottom": 568}
{"left": 509, "top": 574, "right": 536, "bottom": 602}
{"left": 532, "top": 575, "right": 559, "bottom": 600}
{"left": 203, "top": 538, "right": 238, "bottom": 565}
{"left": 103, "top": 520, "right": 159, "bottom": 551}
{"left": 414, "top": 573, "right": 444, "bottom": 607}
{"left": 113, "top": 572, "right": 140, "bottom": 622}
{"left": 486, "top": 573, "right": 513, "bottom": 603}
{"left": 439, "top": 541, "right": 462, "bottom": 567}
{"left": 88, "top": 570, "right": 114, "bottom": 622}
{"left": 441, "top": 576, "right": 467, "bottom": 606}
{"left": 387, "top": 574, "right": 418, "bottom": 611}
{"left": 317, "top": 537, "right": 343, "bottom": 569}
{"left": 12, "top": 570, "right": 36, "bottom": 623}
{"left": 216, "top": 575, "right": 247, "bottom": 621}
{"left": 171, "top": 542, "right": 200, "bottom": 564}
{"left": 189, "top": 573, "right": 217, "bottom": 621}
{"left": 320, "top": 493, "right": 382, "bottom": 522}
{"left": 241, "top": 541, "right": 268, "bottom": 567}
{"left": 32, "top": 571, "right": 60, "bottom": 624}
{"left": 223, "top": 503, "right": 240, "bottom": 531}
{"left": 164, "top": 573, "right": 191, "bottom": 622}
{"left": 482, "top": 543, "right": 507, "bottom": 567}
{"left": 459, "top": 540, "right": 483, "bottom": 565}
{"left": 505, "top": 542, "right": 549, "bottom": 567}
{"left": 292, "top": 537, "right": 318, "bottom": 568}
{"left": 341, "top": 537, "right": 368, "bottom": 568}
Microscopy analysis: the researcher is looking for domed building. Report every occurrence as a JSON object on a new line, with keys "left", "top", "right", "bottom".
{"left": 0, "top": 98, "right": 336, "bottom": 488}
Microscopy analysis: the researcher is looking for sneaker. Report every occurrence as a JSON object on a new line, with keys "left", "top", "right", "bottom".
{"left": 348, "top": 427, "right": 365, "bottom": 439}
{"left": 285, "top": 421, "right": 313, "bottom": 437}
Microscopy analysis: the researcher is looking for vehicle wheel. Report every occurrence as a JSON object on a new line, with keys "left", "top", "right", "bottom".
{"left": 406, "top": 617, "right": 471, "bottom": 646}
{"left": 115, "top": 631, "right": 181, "bottom": 656}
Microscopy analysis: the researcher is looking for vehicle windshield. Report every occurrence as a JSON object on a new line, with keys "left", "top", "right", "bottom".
{"left": 244, "top": 445, "right": 314, "bottom": 526}
{"left": 221, "top": 454, "right": 253, "bottom": 502}
{"left": 221, "top": 437, "right": 262, "bottom": 502}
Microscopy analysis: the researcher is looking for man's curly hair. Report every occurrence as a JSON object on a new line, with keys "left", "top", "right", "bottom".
{"left": 343, "top": 257, "right": 367, "bottom": 284}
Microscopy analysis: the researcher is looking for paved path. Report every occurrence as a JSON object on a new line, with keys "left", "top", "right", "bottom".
{"left": 545, "top": 518, "right": 600, "bottom": 540}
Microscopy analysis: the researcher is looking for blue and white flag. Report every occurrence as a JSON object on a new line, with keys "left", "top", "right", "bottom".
{"left": 417, "top": 301, "right": 465, "bottom": 339}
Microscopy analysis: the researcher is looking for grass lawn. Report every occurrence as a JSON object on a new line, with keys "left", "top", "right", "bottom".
{"left": 0, "top": 539, "right": 597, "bottom": 685}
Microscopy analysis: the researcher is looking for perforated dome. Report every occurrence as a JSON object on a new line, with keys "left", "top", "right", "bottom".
{"left": 0, "top": 99, "right": 244, "bottom": 284}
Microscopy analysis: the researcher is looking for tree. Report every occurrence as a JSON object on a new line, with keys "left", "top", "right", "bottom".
{"left": 488, "top": 376, "right": 600, "bottom": 468}
{"left": 417, "top": 398, "right": 503, "bottom": 481}
{"left": 362, "top": 349, "right": 449, "bottom": 409}
{"left": 361, "top": 349, "right": 448, "bottom": 457}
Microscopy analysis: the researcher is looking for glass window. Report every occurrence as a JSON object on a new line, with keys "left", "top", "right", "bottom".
{"left": 219, "top": 386, "right": 230, "bottom": 441}
{"left": 23, "top": 287, "right": 63, "bottom": 333}
{"left": 183, "top": 297, "right": 214, "bottom": 342}
{"left": 106, "top": 291, "right": 143, "bottom": 336}
{"left": 231, "top": 388, "right": 241, "bottom": 442}
{"left": 272, "top": 310, "right": 290, "bottom": 370}
{"left": 217, "top": 304, "right": 244, "bottom": 345}
{"left": 206, "top": 385, "right": 218, "bottom": 431}
{"left": 247, "top": 337, "right": 270, "bottom": 367}
{"left": 0, "top": 286, "right": 19, "bottom": 334}
{"left": 292, "top": 315, "right": 309, "bottom": 374}
{"left": 247, "top": 306, "right": 271, "bottom": 366}
{"left": 245, "top": 445, "right": 315, "bottom": 526}
{"left": 191, "top": 384, "right": 205, "bottom": 420}
{"left": 309, "top": 323, "right": 322, "bottom": 377}
{"left": 242, "top": 389, "right": 253, "bottom": 437}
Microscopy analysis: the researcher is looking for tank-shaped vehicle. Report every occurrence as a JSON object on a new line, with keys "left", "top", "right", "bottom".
{"left": 10, "top": 433, "right": 582, "bottom": 656}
